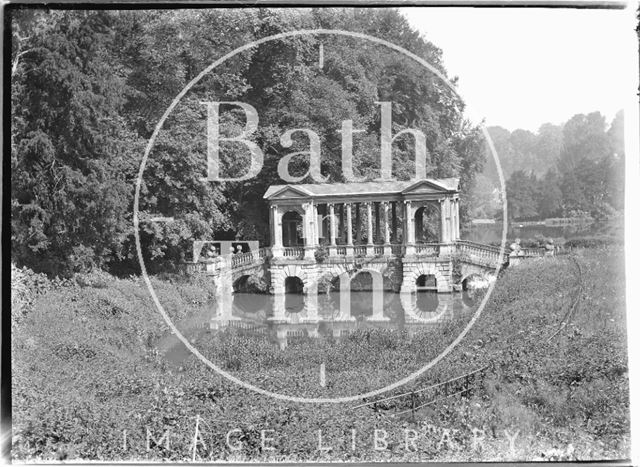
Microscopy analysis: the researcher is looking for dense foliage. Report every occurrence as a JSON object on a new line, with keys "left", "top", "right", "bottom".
{"left": 10, "top": 8, "right": 486, "bottom": 276}
{"left": 12, "top": 249, "right": 628, "bottom": 461}
{"left": 472, "top": 111, "right": 624, "bottom": 221}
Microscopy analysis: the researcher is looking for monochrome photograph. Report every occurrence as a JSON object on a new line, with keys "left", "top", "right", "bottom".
{"left": 8, "top": 2, "right": 637, "bottom": 463}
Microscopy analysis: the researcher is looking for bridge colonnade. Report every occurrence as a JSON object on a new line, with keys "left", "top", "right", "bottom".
{"left": 188, "top": 180, "right": 508, "bottom": 298}
{"left": 264, "top": 179, "right": 461, "bottom": 261}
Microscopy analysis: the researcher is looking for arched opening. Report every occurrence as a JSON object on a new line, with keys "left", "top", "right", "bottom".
{"left": 233, "top": 275, "right": 249, "bottom": 293}
{"left": 233, "top": 274, "right": 267, "bottom": 294}
{"left": 416, "top": 274, "right": 437, "bottom": 291}
{"left": 284, "top": 276, "right": 304, "bottom": 313}
{"left": 461, "top": 274, "right": 487, "bottom": 291}
{"left": 350, "top": 271, "right": 373, "bottom": 319}
{"left": 284, "top": 276, "right": 304, "bottom": 294}
{"left": 414, "top": 204, "right": 441, "bottom": 243}
{"left": 317, "top": 274, "right": 341, "bottom": 294}
{"left": 282, "top": 211, "right": 303, "bottom": 247}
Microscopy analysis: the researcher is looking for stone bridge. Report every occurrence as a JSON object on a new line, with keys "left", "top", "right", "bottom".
{"left": 186, "top": 179, "right": 545, "bottom": 296}
{"left": 185, "top": 240, "right": 543, "bottom": 296}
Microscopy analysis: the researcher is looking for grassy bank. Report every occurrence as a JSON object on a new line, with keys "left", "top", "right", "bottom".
{"left": 11, "top": 248, "right": 629, "bottom": 461}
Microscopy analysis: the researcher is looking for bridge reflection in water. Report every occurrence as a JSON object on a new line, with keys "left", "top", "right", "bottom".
{"left": 204, "top": 289, "right": 482, "bottom": 350}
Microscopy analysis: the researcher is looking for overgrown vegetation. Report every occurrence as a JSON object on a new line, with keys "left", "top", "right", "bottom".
{"left": 12, "top": 248, "right": 628, "bottom": 461}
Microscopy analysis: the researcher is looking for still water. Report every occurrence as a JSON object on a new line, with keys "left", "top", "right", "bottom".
{"left": 163, "top": 289, "right": 482, "bottom": 358}
{"left": 462, "top": 219, "right": 622, "bottom": 245}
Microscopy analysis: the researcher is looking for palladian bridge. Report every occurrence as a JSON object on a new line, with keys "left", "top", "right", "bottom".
{"left": 186, "top": 179, "right": 541, "bottom": 299}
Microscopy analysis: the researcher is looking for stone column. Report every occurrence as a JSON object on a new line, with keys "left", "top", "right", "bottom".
{"left": 404, "top": 200, "right": 415, "bottom": 256}
{"left": 392, "top": 202, "right": 397, "bottom": 243}
{"left": 382, "top": 201, "right": 391, "bottom": 256}
{"left": 453, "top": 198, "right": 460, "bottom": 241}
{"left": 338, "top": 204, "right": 344, "bottom": 243}
{"left": 440, "top": 198, "right": 453, "bottom": 256}
{"left": 355, "top": 203, "right": 361, "bottom": 244}
{"left": 303, "top": 202, "right": 315, "bottom": 260}
{"left": 312, "top": 203, "right": 319, "bottom": 247}
{"left": 440, "top": 199, "right": 447, "bottom": 243}
{"left": 328, "top": 203, "right": 337, "bottom": 256}
{"left": 445, "top": 198, "right": 452, "bottom": 243}
{"left": 272, "top": 205, "right": 283, "bottom": 257}
{"left": 366, "top": 202, "right": 374, "bottom": 245}
{"left": 346, "top": 203, "right": 354, "bottom": 256}
{"left": 374, "top": 202, "right": 380, "bottom": 243}
{"left": 415, "top": 206, "right": 424, "bottom": 242}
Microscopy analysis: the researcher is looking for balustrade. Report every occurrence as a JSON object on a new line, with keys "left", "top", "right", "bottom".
{"left": 186, "top": 238, "right": 545, "bottom": 279}
{"left": 414, "top": 243, "right": 440, "bottom": 256}
{"left": 283, "top": 247, "right": 305, "bottom": 259}
{"left": 354, "top": 246, "right": 367, "bottom": 256}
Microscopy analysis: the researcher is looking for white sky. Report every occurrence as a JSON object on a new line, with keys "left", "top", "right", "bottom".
{"left": 401, "top": 6, "right": 636, "bottom": 132}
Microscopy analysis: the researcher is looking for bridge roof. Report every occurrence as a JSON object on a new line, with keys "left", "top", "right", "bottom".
{"left": 264, "top": 178, "right": 459, "bottom": 201}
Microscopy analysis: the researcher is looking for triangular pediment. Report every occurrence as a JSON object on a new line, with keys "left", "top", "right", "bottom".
{"left": 401, "top": 179, "right": 451, "bottom": 195}
{"left": 265, "top": 185, "right": 312, "bottom": 200}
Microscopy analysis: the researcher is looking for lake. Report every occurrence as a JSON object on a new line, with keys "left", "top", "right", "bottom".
{"left": 163, "top": 289, "right": 482, "bottom": 361}
{"left": 462, "top": 219, "right": 623, "bottom": 245}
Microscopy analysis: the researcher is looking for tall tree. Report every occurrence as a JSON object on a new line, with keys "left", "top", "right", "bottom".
{"left": 505, "top": 170, "right": 540, "bottom": 220}
{"left": 11, "top": 10, "right": 134, "bottom": 275}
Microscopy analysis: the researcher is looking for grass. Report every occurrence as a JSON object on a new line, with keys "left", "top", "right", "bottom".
{"left": 11, "top": 247, "right": 629, "bottom": 461}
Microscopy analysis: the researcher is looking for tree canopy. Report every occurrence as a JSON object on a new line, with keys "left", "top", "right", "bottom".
{"left": 11, "top": 8, "right": 488, "bottom": 276}
{"left": 475, "top": 110, "right": 624, "bottom": 221}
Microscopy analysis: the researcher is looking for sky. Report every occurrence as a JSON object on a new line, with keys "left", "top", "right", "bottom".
{"left": 401, "top": 6, "right": 635, "bottom": 132}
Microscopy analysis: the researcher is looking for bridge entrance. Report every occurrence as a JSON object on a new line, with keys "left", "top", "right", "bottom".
{"left": 282, "top": 211, "right": 303, "bottom": 247}
{"left": 415, "top": 204, "right": 441, "bottom": 244}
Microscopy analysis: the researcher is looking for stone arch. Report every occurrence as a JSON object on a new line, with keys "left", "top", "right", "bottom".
{"left": 316, "top": 263, "right": 351, "bottom": 293}
{"left": 460, "top": 261, "right": 496, "bottom": 285}
{"left": 231, "top": 264, "right": 269, "bottom": 293}
{"left": 461, "top": 273, "right": 484, "bottom": 291}
{"left": 401, "top": 263, "right": 448, "bottom": 293}
{"left": 271, "top": 264, "right": 312, "bottom": 295}
{"left": 315, "top": 266, "right": 388, "bottom": 321}
{"left": 232, "top": 274, "right": 262, "bottom": 293}
{"left": 458, "top": 261, "right": 496, "bottom": 284}
{"left": 349, "top": 268, "right": 385, "bottom": 292}
{"left": 342, "top": 268, "right": 386, "bottom": 321}
{"left": 416, "top": 273, "right": 437, "bottom": 290}
{"left": 284, "top": 276, "right": 304, "bottom": 294}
